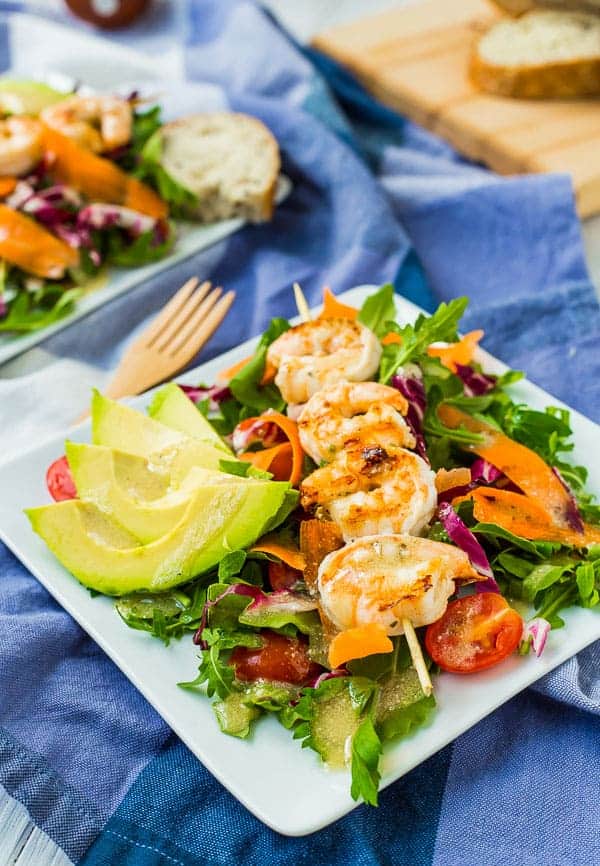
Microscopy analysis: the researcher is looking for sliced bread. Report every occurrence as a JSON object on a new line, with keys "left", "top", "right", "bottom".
{"left": 492, "top": 1, "right": 600, "bottom": 14}
{"left": 159, "top": 113, "right": 280, "bottom": 223}
{"left": 472, "top": 9, "right": 600, "bottom": 98}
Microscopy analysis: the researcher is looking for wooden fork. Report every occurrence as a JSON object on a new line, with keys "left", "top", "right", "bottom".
{"left": 76, "top": 277, "right": 235, "bottom": 420}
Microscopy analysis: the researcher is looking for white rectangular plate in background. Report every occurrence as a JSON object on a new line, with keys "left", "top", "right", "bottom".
{"left": 0, "top": 286, "right": 598, "bottom": 835}
{"left": 0, "top": 177, "right": 291, "bottom": 366}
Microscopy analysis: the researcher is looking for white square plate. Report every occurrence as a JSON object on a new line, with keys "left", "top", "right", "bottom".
{"left": 0, "top": 286, "right": 598, "bottom": 835}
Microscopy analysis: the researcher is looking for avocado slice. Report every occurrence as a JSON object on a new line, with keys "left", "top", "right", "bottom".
{"left": 26, "top": 479, "right": 290, "bottom": 595}
{"left": 0, "top": 79, "right": 66, "bottom": 115}
{"left": 91, "top": 390, "right": 227, "bottom": 480}
{"left": 66, "top": 442, "right": 237, "bottom": 543}
{"left": 148, "top": 383, "right": 230, "bottom": 453}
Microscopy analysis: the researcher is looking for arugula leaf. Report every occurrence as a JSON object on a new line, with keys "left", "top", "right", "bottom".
{"left": 576, "top": 561, "right": 600, "bottom": 608}
{"left": 0, "top": 284, "right": 83, "bottom": 333}
{"left": 377, "top": 692, "right": 436, "bottom": 743}
{"left": 106, "top": 224, "right": 174, "bottom": 267}
{"left": 218, "top": 459, "right": 251, "bottom": 477}
{"left": 357, "top": 283, "right": 396, "bottom": 337}
{"left": 471, "top": 522, "right": 559, "bottom": 558}
{"left": 114, "top": 104, "right": 162, "bottom": 173}
{"left": 115, "top": 582, "right": 207, "bottom": 644}
{"left": 229, "top": 318, "right": 290, "bottom": 413}
{"left": 218, "top": 550, "right": 248, "bottom": 582}
{"left": 379, "top": 297, "right": 468, "bottom": 383}
{"left": 259, "top": 488, "right": 300, "bottom": 535}
{"left": 179, "top": 628, "right": 262, "bottom": 699}
{"left": 350, "top": 717, "right": 382, "bottom": 807}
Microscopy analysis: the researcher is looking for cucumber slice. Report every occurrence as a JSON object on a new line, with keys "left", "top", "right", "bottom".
{"left": 213, "top": 692, "right": 260, "bottom": 738}
{"left": 310, "top": 685, "right": 361, "bottom": 768}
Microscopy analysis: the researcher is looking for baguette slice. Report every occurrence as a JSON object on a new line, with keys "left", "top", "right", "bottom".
{"left": 159, "top": 113, "right": 280, "bottom": 223}
{"left": 472, "top": 10, "right": 600, "bottom": 98}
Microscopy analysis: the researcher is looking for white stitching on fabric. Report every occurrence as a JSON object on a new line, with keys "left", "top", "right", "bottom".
{"left": 104, "top": 829, "right": 185, "bottom": 865}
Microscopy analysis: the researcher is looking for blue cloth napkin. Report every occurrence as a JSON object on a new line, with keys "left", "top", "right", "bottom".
{"left": 0, "top": 2, "right": 599, "bottom": 865}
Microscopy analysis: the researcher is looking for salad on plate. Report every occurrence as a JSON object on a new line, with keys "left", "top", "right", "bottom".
{"left": 0, "top": 79, "right": 280, "bottom": 334}
{"left": 27, "top": 284, "right": 600, "bottom": 806}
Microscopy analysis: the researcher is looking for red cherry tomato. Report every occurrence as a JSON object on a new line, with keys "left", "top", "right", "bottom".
{"left": 231, "top": 631, "right": 321, "bottom": 685}
{"left": 425, "top": 593, "right": 523, "bottom": 674}
{"left": 267, "top": 561, "right": 303, "bottom": 592}
{"left": 46, "top": 456, "right": 77, "bottom": 502}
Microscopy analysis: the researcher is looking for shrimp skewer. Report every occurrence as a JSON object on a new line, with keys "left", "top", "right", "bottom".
{"left": 300, "top": 444, "right": 437, "bottom": 542}
{"left": 0, "top": 117, "right": 44, "bottom": 177}
{"left": 41, "top": 95, "right": 132, "bottom": 154}
{"left": 318, "top": 535, "right": 479, "bottom": 695}
{"left": 267, "top": 317, "right": 382, "bottom": 412}
{"left": 298, "top": 380, "right": 415, "bottom": 465}
{"left": 291, "top": 285, "right": 437, "bottom": 688}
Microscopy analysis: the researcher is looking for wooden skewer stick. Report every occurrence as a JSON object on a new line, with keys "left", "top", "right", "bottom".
{"left": 292, "top": 279, "right": 432, "bottom": 698}
{"left": 402, "top": 617, "right": 433, "bottom": 697}
{"left": 293, "top": 281, "right": 312, "bottom": 323}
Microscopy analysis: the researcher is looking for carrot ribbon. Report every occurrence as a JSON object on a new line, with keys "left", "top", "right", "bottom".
{"left": 439, "top": 404, "right": 600, "bottom": 545}
{"left": 238, "top": 411, "right": 304, "bottom": 487}
{"left": 328, "top": 624, "right": 393, "bottom": 670}
{"left": 0, "top": 203, "right": 79, "bottom": 278}
{"left": 42, "top": 125, "right": 168, "bottom": 219}
{"left": 250, "top": 535, "right": 305, "bottom": 572}
{"left": 427, "top": 330, "right": 483, "bottom": 371}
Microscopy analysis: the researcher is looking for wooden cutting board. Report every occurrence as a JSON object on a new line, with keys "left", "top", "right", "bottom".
{"left": 312, "top": 0, "right": 600, "bottom": 217}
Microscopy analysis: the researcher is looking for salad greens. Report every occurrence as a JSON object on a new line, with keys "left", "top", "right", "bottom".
{"left": 100, "top": 283, "right": 599, "bottom": 806}
{"left": 136, "top": 127, "right": 199, "bottom": 218}
{"left": 0, "top": 102, "right": 178, "bottom": 334}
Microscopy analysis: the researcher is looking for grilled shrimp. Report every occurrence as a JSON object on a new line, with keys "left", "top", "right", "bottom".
{"left": 300, "top": 444, "right": 436, "bottom": 542}
{"left": 41, "top": 95, "right": 132, "bottom": 153}
{"left": 298, "top": 380, "right": 415, "bottom": 465}
{"left": 0, "top": 117, "right": 43, "bottom": 176}
{"left": 266, "top": 317, "right": 382, "bottom": 410}
{"left": 318, "top": 534, "right": 478, "bottom": 634}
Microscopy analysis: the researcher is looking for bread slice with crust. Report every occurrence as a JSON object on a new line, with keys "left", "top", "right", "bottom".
{"left": 472, "top": 9, "right": 600, "bottom": 98}
{"left": 494, "top": 0, "right": 600, "bottom": 15}
{"left": 492, "top": 1, "right": 600, "bottom": 15}
{"left": 159, "top": 112, "right": 280, "bottom": 223}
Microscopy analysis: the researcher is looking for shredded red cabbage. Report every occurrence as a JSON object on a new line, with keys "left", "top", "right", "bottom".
{"left": 471, "top": 457, "right": 502, "bottom": 484}
{"left": 551, "top": 467, "right": 585, "bottom": 533}
{"left": 78, "top": 203, "right": 155, "bottom": 236}
{"left": 438, "top": 502, "right": 499, "bottom": 589}
{"left": 438, "top": 457, "right": 513, "bottom": 504}
{"left": 232, "top": 416, "right": 283, "bottom": 455}
{"left": 306, "top": 668, "right": 349, "bottom": 689}
{"left": 179, "top": 383, "right": 232, "bottom": 413}
{"left": 521, "top": 617, "right": 551, "bottom": 657}
{"left": 455, "top": 363, "right": 497, "bottom": 397}
{"left": 390, "top": 369, "right": 428, "bottom": 462}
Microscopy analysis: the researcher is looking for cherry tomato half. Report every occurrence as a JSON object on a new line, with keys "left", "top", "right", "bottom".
{"left": 425, "top": 593, "right": 523, "bottom": 674}
{"left": 267, "top": 561, "right": 303, "bottom": 592}
{"left": 231, "top": 631, "right": 321, "bottom": 685}
{"left": 46, "top": 456, "right": 77, "bottom": 502}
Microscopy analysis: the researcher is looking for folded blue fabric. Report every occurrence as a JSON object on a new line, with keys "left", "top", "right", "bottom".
{"left": 0, "top": 2, "right": 599, "bottom": 865}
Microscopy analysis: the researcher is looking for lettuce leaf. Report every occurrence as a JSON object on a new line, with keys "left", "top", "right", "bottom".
{"left": 136, "top": 130, "right": 198, "bottom": 217}
{"left": 228, "top": 317, "right": 290, "bottom": 414}
{"left": 357, "top": 282, "right": 396, "bottom": 337}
